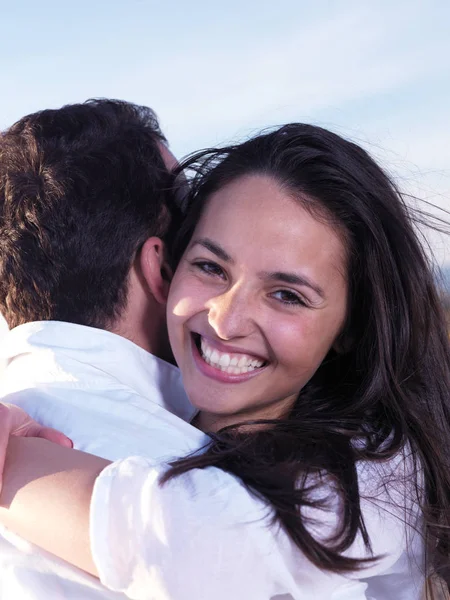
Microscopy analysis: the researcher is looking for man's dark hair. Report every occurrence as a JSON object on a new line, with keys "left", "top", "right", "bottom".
{"left": 0, "top": 98, "right": 173, "bottom": 329}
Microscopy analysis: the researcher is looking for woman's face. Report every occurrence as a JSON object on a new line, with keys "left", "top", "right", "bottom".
{"left": 167, "top": 174, "right": 348, "bottom": 429}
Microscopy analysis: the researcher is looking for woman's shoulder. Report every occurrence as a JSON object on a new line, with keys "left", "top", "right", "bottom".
{"left": 356, "top": 444, "right": 423, "bottom": 519}
{"left": 298, "top": 445, "right": 424, "bottom": 575}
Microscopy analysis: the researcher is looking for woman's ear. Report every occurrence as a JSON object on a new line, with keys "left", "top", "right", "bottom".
{"left": 139, "top": 237, "right": 172, "bottom": 305}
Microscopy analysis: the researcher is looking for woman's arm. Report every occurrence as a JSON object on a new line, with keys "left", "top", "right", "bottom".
{"left": 0, "top": 437, "right": 288, "bottom": 600}
{"left": 0, "top": 404, "right": 278, "bottom": 598}
{"left": 0, "top": 404, "right": 388, "bottom": 600}
{"left": 0, "top": 436, "right": 108, "bottom": 576}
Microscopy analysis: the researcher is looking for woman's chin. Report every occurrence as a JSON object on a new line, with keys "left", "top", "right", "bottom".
{"left": 189, "top": 393, "right": 243, "bottom": 417}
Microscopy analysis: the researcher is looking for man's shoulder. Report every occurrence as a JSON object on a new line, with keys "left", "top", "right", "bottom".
{"left": 2, "top": 383, "right": 203, "bottom": 461}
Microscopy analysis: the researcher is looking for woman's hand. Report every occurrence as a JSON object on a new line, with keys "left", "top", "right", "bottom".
{"left": 0, "top": 403, "right": 72, "bottom": 492}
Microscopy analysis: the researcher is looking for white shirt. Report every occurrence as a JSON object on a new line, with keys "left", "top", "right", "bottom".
{"left": 0, "top": 321, "right": 425, "bottom": 600}
{"left": 89, "top": 451, "right": 425, "bottom": 598}
{"left": 0, "top": 321, "right": 203, "bottom": 599}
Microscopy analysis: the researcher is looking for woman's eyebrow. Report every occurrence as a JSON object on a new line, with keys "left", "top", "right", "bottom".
{"left": 191, "top": 239, "right": 325, "bottom": 298}
{"left": 261, "top": 271, "right": 325, "bottom": 298}
{"left": 192, "top": 238, "right": 233, "bottom": 263}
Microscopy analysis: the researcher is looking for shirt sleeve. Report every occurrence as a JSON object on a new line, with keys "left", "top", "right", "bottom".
{"left": 89, "top": 456, "right": 413, "bottom": 600}
{"left": 90, "top": 457, "right": 285, "bottom": 600}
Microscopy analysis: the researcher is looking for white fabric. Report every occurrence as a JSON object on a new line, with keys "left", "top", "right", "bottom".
{"left": 0, "top": 321, "right": 202, "bottom": 599}
{"left": 0, "top": 321, "right": 425, "bottom": 600}
{"left": 90, "top": 452, "right": 425, "bottom": 599}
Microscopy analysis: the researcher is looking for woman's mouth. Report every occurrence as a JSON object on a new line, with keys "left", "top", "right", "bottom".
{"left": 191, "top": 333, "right": 268, "bottom": 381}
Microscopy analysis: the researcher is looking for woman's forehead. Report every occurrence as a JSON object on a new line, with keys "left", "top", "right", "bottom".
{"left": 192, "top": 174, "right": 348, "bottom": 285}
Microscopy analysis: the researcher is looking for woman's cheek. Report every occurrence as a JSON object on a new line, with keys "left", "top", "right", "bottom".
{"left": 169, "top": 279, "right": 212, "bottom": 338}
{"left": 272, "top": 316, "right": 327, "bottom": 371}
{"left": 267, "top": 319, "right": 302, "bottom": 366}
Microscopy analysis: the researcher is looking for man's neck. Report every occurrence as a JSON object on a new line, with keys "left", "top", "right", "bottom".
{"left": 110, "top": 318, "right": 174, "bottom": 365}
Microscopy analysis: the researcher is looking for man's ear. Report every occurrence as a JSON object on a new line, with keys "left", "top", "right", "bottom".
{"left": 139, "top": 237, "right": 173, "bottom": 305}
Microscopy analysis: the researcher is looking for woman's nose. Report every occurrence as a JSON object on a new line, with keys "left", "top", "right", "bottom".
{"left": 206, "top": 286, "right": 255, "bottom": 340}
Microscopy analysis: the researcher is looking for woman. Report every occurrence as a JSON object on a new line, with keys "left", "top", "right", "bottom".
{"left": 1, "top": 124, "right": 449, "bottom": 600}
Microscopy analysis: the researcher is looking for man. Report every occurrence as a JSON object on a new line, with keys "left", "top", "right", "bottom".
{"left": 0, "top": 99, "right": 201, "bottom": 598}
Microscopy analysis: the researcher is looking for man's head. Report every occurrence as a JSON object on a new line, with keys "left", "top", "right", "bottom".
{"left": 0, "top": 99, "right": 177, "bottom": 353}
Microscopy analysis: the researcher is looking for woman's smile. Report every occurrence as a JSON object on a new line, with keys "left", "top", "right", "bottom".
{"left": 191, "top": 332, "right": 269, "bottom": 382}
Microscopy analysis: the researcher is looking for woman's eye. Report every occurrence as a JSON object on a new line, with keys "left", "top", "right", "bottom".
{"left": 192, "top": 260, "right": 225, "bottom": 278}
{"left": 271, "top": 290, "right": 306, "bottom": 306}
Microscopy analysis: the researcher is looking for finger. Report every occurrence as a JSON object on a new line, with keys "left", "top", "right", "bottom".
{"left": 21, "top": 425, "right": 73, "bottom": 448}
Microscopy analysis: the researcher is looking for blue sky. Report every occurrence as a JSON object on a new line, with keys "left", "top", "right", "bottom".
{"left": 1, "top": 0, "right": 450, "bottom": 262}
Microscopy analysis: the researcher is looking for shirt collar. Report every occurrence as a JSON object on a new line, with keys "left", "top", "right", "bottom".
{"left": 0, "top": 321, "right": 195, "bottom": 422}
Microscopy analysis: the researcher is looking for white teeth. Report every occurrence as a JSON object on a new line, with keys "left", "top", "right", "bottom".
{"left": 200, "top": 338, "right": 212, "bottom": 359}
{"left": 237, "top": 356, "right": 247, "bottom": 368}
{"left": 198, "top": 336, "right": 265, "bottom": 375}
{"left": 219, "top": 353, "right": 231, "bottom": 367}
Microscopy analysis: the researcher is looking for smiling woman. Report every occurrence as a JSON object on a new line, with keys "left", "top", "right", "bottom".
{"left": 167, "top": 173, "right": 348, "bottom": 432}
{"left": 162, "top": 124, "right": 450, "bottom": 594}
{"left": 1, "top": 123, "right": 450, "bottom": 600}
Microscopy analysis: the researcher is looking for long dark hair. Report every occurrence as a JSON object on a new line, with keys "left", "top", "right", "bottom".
{"left": 164, "top": 124, "right": 450, "bottom": 585}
